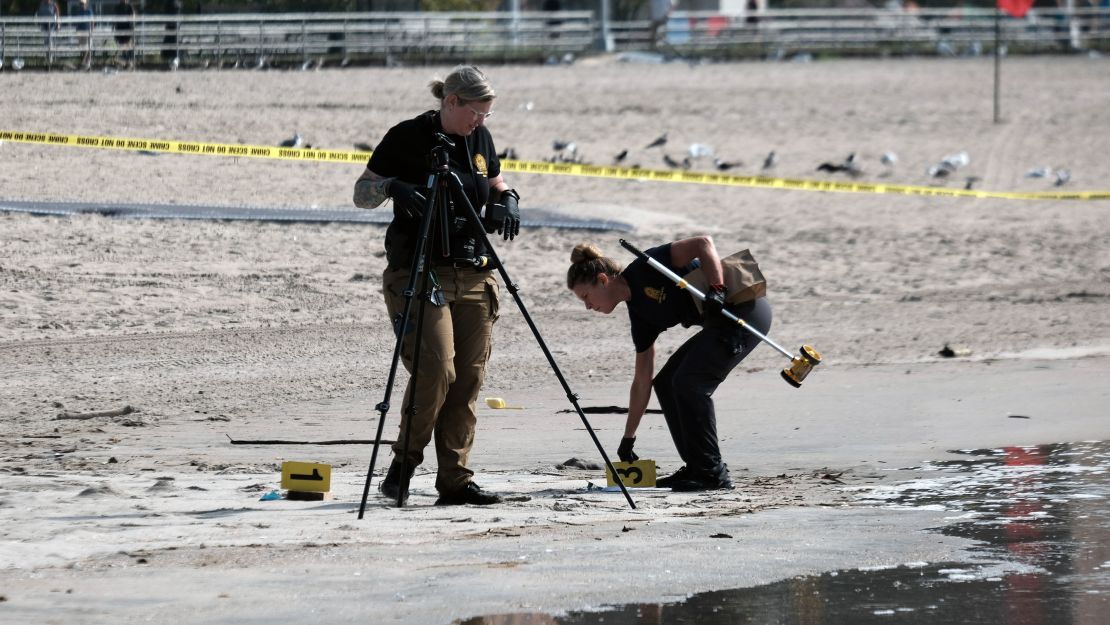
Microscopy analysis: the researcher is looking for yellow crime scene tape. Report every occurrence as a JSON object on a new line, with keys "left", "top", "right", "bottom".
{"left": 3, "top": 130, "right": 1108, "bottom": 202}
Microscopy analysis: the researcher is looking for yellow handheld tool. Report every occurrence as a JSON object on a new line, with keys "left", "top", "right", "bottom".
{"left": 780, "top": 344, "right": 822, "bottom": 388}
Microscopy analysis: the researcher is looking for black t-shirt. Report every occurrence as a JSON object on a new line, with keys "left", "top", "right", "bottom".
{"left": 367, "top": 110, "right": 501, "bottom": 268}
{"left": 623, "top": 243, "right": 702, "bottom": 353}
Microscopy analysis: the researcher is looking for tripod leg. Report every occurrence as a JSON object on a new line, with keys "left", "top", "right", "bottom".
{"left": 395, "top": 266, "right": 437, "bottom": 506}
{"left": 443, "top": 173, "right": 637, "bottom": 509}
{"left": 357, "top": 267, "right": 431, "bottom": 515}
{"left": 489, "top": 266, "right": 636, "bottom": 509}
{"left": 358, "top": 171, "right": 445, "bottom": 517}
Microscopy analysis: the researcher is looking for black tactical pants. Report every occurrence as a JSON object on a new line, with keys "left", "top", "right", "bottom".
{"left": 653, "top": 297, "right": 772, "bottom": 477}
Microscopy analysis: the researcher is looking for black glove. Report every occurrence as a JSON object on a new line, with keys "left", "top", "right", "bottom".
{"left": 704, "top": 284, "right": 728, "bottom": 318}
{"left": 389, "top": 180, "right": 426, "bottom": 221}
{"left": 617, "top": 436, "right": 639, "bottom": 463}
{"left": 484, "top": 188, "right": 520, "bottom": 241}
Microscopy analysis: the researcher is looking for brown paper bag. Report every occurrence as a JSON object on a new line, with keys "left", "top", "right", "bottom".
{"left": 685, "top": 249, "right": 767, "bottom": 314}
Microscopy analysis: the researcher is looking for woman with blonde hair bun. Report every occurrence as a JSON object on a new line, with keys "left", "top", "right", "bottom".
{"left": 566, "top": 236, "right": 772, "bottom": 492}
{"left": 353, "top": 65, "right": 522, "bottom": 507}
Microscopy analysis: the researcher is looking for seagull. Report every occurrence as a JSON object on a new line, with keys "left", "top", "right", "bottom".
{"left": 881, "top": 151, "right": 898, "bottom": 166}
{"left": 662, "top": 154, "right": 682, "bottom": 169}
{"left": 552, "top": 142, "right": 578, "bottom": 162}
{"left": 280, "top": 133, "right": 304, "bottom": 148}
{"left": 940, "top": 151, "right": 970, "bottom": 170}
{"left": 713, "top": 158, "right": 741, "bottom": 171}
{"left": 817, "top": 153, "right": 861, "bottom": 176}
{"left": 927, "top": 163, "right": 953, "bottom": 178}
{"left": 613, "top": 149, "right": 629, "bottom": 164}
{"left": 169, "top": 56, "right": 180, "bottom": 71}
{"left": 688, "top": 143, "right": 714, "bottom": 159}
{"left": 1025, "top": 166, "right": 1052, "bottom": 178}
{"left": 1054, "top": 169, "right": 1071, "bottom": 186}
{"left": 928, "top": 152, "right": 969, "bottom": 178}
{"left": 762, "top": 150, "right": 777, "bottom": 170}
{"left": 353, "top": 142, "right": 374, "bottom": 152}
{"left": 645, "top": 133, "right": 668, "bottom": 149}
{"left": 964, "top": 176, "right": 981, "bottom": 190}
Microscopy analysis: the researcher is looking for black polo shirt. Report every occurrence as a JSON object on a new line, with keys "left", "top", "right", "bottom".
{"left": 367, "top": 110, "right": 501, "bottom": 268}
{"left": 623, "top": 243, "right": 702, "bottom": 353}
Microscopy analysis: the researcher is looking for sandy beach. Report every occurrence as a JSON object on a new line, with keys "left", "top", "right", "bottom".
{"left": 2, "top": 55, "right": 1109, "bottom": 623}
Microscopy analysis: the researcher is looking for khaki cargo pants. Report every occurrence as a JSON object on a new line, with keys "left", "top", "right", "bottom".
{"left": 382, "top": 265, "right": 500, "bottom": 495}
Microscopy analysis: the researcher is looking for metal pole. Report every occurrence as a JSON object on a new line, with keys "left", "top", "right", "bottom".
{"left": 600, "top": 0, "right": 613, "bottom": 52}
{"left": 511, "top": 0, "right": 520, "bottom": 46}
{"left": 993, "top": 9, "right": 1001, "bottom": 124}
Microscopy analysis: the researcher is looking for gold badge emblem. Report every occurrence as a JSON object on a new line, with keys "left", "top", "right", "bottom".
{"left": 644, "top": 287, "right": 667, "bottom": 303}
{"left": 474, "top": 154, "right": 488, "bottom": 177}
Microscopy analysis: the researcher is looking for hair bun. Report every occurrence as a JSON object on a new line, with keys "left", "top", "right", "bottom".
{"left": 570, "top": 243, "right": 603, "bottom": 265}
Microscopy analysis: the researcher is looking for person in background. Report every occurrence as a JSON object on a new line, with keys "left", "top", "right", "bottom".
{"left": 648, "top": 0, "right": 674, "bottom": 49}
{"left": 35, "top": 0, "right": 60, "bottom": 66}
{"left": 352, "top": 65, "right": 522, "bottom": 506}
{"left": 74, "top": 0, "right": 95, "bottom": 70}
{"left": 113, "top": 0, "right": 136, "bottom": 69}
{"left": 566, "top": 236, "right": 772, "bottom": 492}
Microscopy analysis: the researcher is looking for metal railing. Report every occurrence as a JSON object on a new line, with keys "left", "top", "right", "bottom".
{"left": 0, "top": 11, "right": 596, "bottom": 70}
{"left": 1, "top": 7, "right": 1107, "bottom": 71}
{"left": 615, "top": 7, "right": 1110, "bottom": 58}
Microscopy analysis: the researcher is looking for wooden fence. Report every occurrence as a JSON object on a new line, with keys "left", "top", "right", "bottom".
{"left": 0, "top": 7, "right": 1106, "bottom": 71}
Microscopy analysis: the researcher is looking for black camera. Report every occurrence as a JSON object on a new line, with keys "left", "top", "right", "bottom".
{"left": 455, "top": 235, "right": 477, "bottom": 265}
{"left": 451, "top": 234, "right": 489, "bottom": 268}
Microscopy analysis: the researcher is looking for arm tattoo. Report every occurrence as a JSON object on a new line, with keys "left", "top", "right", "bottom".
{"left": 353, "top": 172, "right": 392, "bottom": 209}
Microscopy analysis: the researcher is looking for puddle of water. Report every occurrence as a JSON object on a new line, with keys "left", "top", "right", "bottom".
{"left": 456, "top": 441, "right": 1110, "bottom": 625}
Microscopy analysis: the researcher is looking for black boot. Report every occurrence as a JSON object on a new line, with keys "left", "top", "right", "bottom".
{"left": 669, "top": 464, "right": 734, "bottom": 492}
{"left": 434, "top": 482, "right": 502, "bottom": 506}
{"left": 379, "top": 460, "right": 416, "bottom": 504}
{"left": 655, "top": 466, "right": 690, "bottom": 488}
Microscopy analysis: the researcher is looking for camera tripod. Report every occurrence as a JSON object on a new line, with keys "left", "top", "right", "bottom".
{"left": 358, "top": 134, "right": 635, "bottom": 517}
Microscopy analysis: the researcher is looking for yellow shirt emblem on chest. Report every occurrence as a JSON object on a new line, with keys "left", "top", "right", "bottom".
{"left": 473, "top": 154, "right": 488, "bottom": 177}
{"left": 644, "top": 287, "right": 666, "bottom": 303}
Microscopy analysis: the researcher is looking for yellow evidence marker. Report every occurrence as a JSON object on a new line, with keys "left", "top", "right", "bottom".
{"left": 281, "top": 461, "right": 332, "bottom": 500}
{"left": 606, "top": 459, "right": 657, "bottom": 488}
